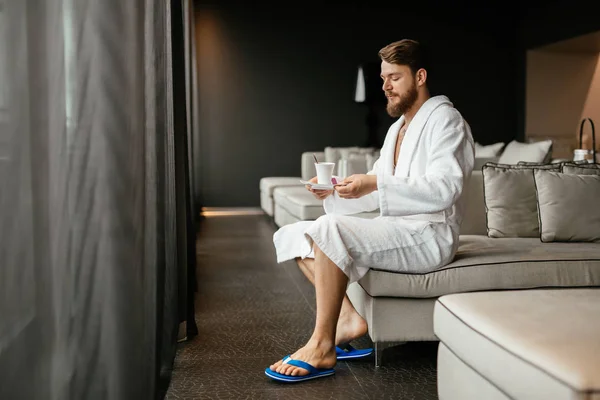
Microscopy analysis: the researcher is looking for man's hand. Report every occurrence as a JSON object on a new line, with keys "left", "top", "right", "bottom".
{"left": 306, "top": 176, "right": 334, "bottom": 200}
{"left": 334, "top": 174, "right": 377, "bottom": 199}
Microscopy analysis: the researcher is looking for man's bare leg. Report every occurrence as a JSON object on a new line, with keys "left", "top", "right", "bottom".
{"left": 296, "top": 257, "right": 368, "bottom": 346}
{"left": 269, "top": 244, "right": 347, "bottom": 376}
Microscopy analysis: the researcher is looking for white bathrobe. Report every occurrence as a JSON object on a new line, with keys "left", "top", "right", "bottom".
{"left": 273, "top": 95, "right": 475, "bottom": 283}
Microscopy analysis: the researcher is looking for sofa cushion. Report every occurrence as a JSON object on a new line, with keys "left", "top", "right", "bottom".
{"left": 474, "top": 141, "right": 505, "bottom": 158}
{"left": 497, "top": 139, "right": 553, "bottom": 165}
{"left": 482, "top": 162, "right": 561, "bottom": 238}
{"left": 273, "top": 186, "right": 325, "bottom": 221}
{"left": 273, "top": 201, "right": 301, "bottom": 227}
{"left": 260, "top": 176, "right": 303, "bottom": 196}
{"left": 324, "top": 146, "right": 376, "bottom": 164}
{"left": 562, "top": 162, "right": 600, "bottom": 175}
{"left": 338, "top": 153, "right": 371, "bottom": 178}
{"left": 434, "top": 289, "right": 600, "bottom": 400}
{"left": 534, "top": 170, "right": 600, "bottom": 243}
{"left": 357, "top": 235, "right": 600, "bottom": 298}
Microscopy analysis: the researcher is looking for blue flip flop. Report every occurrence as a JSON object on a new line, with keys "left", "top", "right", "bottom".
{"left": 336, "top": 344, "right": 373, "bottom": 360}
{"left": 265, "top": 355, "right": 335, "bottom": 383}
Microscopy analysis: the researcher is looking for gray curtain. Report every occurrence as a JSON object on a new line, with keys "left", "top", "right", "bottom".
{"left": 0, "top": 0, "right": 198, "bottom": 399}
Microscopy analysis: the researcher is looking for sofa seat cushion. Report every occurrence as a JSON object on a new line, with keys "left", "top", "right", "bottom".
{"left": 358, "top": 235, "right": 600, "bottom": 298}
{"left": 273, "top": 186, "right": 325, "bottom": 221}
{"left": 260, "top": 176, "right": 303, "bottom": 196}
{"left": 434, "top": 289, "right": 600, "bottom": 399}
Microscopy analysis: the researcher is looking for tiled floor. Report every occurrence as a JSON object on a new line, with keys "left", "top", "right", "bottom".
{"left": 165, "top": 214, "right": 439, "bottom": 400}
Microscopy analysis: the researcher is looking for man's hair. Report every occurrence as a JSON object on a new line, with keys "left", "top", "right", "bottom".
{"left": 378, "top": 39, "right": 428, "bottom": 75}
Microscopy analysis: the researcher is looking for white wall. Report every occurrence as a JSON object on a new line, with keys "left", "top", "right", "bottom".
{"left": 526, "top": 50, "right": 600, "bottom": 158}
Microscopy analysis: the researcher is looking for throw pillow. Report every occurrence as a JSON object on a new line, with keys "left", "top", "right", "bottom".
{"left": 324, "top": 146, "right": 360, "bottom": 164}
{"left": 561, "top": 162, "right": 600, "bottom": 176}
{"left": 337, "top": 152, "right": 371, "bottom": 177}
{"left": 517, "top": 161, "right": 549, "bottom": 166}
{"left": 474, "top": 142, "right": 505, "bottom": 158}
{"left": 534, "top": 169, "right": 600, "bottom": 242}
{"left": 497, "top": 139, "right": 553, "bottom": 165}
{"left": 324, "top": 146, "right": 376, "bottom": 164}
{"left": 482, "top": 162, "right": 561, "bottom": 238}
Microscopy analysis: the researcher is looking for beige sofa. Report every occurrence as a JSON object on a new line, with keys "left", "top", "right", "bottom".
{"left": 346, "top": 169, "right": 600, "bottom": 366}
{"left": 261, "top": 151, "right": 600, "bottom": 367}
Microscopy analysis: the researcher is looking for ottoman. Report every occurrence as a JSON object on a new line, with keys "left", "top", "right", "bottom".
{"left": 434, "top": 289, "right": 600, "bottom": 400}
{"left": 272, "top": 186, "right": 325, "bottom": 227}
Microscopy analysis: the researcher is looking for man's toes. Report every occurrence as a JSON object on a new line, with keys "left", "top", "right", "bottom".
{"left": 272, "top": 359, "right": 310, "bottom": 376}
{"left": 276, "top": 363, "right": 288, "bottom": 374}
{"left": 269, "top": 360, "right": 281, "bottom": 371}
{"left": 283, "top": 365, "right": 297, "bottom": 376}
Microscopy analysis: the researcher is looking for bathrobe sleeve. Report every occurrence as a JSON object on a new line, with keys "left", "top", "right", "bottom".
{"left": 377, "top": 111, "right": 474, "bottom": 217}
{"left": 322, "top": 161, "right": 381, "bottom": 215}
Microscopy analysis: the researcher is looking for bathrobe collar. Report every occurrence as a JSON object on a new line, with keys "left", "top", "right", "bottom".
{"left": 389, "top": 95, "right": 453, "bottom": 177}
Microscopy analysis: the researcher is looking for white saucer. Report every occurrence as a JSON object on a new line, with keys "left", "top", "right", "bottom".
{"left": 300, "top": 180, "right": 334, "bottom": 190}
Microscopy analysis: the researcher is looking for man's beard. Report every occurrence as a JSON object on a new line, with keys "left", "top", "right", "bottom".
{"left": 386, "top": 83, "right": 418, "bottom": 118}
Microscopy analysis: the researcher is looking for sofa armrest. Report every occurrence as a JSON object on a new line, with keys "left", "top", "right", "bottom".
{"left": 301, "top": 151, "right": 324, "bottom": 181}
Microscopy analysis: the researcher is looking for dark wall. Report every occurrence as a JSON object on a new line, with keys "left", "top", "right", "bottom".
{"left": 519, "top": 0, "right": 600, "bottom": 49}
{"left": 194, "top": 2, "right": 520, "bottom": 207}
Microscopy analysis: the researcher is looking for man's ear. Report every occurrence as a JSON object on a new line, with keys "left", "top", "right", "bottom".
{"left": 416, "top": 68, "right": 427, "bottom": 87}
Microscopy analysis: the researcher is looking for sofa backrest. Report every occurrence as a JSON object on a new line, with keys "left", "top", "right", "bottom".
{"left": 474, "top": 157, "right": 499, "bottom": 171}
{"left": 302, "top": 151, "right": 488, "bottom": 236}
{"left": 460, "top": 170, "right": 487, "bottom": 235}
{"left": 302, "top": 148, "right": 381, "bottom": 180}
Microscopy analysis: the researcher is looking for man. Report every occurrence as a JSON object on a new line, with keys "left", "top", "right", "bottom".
{"left": 265, "top": 39, "right": 475, "bottom": 382}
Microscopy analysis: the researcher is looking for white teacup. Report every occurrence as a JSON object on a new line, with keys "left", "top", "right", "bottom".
{"left": 315, "top": 162, "right": 335, "bottom": 185}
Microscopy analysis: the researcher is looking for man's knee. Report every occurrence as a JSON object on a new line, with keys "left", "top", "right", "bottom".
{"left": 314, "top": 214, "right": 341, "bottom": 232}
{"left": 310, "top": 214, "right": 343, "bottom": 258}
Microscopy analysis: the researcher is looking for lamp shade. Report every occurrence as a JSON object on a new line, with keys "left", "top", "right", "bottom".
{"left": 353, "top": 61, "right": 385, "bottom": 105}
{"left": 354, "top": 66, "right": 366, "bottom": 102}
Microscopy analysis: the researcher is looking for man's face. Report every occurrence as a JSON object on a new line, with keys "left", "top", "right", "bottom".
{"left": 380, "top": 61, "right": 418, "bottom": 118}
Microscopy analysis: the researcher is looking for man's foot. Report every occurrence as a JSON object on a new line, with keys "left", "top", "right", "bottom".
{"left": 269, "top": 340, "right": 337, "bottom": 377}
{"left": 335, "top": 308, "right": 368, "bottom": 346}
